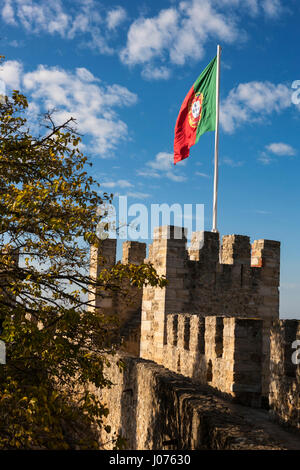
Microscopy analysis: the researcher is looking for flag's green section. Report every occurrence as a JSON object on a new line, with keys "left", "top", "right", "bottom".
{"left": 194, "top": 56, "right": 217, "bottom": 143}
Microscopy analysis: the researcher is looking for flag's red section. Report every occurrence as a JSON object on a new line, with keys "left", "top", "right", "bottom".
{"left": 174, "top": 85, "right": 197, "bottom": 164}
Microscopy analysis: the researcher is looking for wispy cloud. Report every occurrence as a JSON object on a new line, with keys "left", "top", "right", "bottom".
{"left": 106, "top": 6, "right": 127, "bottom": 30}
{"left": 8, "top": 38, "right": 24, "bottom": 47}
{"left": 100, "top": 178, "right": 151, "bottom": 199}
{"left": 266, "top": 142, "right": 296, "bottom": 156}
{"left": 138, "top": 152, "right": 187, "bottom": 182}
{"left": 2, "top": 0, "right": 70, "bottom": 35}
{"left": 222, "top": 157, "right": 244, "bottom": 167}
{"left": 1, "top": 0, "right": 16, "bottom": 25}
{"left": 258, "top": 142, "right": 297, "bottom": 164}
{"left": 141, "top": 65, "right": 171, "bottom": 81}
{"left": 254, "top": 209, "right": 271, "bottom": 215}
{"left": 1, "top": 0, "right": 127, "bottom": 54}
{"left": 127, "top": 191, "right": 150, "bottom": 199}
{"left": 102, "top": 180, "right": 133, "bottom": 189}
{"left": 258, "top": 152, "right": 273, "bottom": 165}
{"left": 195, "top": 171, "right": 210, "bottom": 178}
{"left": 262, "top": 0, "right": 282, "bottom": 18}
{"left": 214, "top": 0, "right": 283, "bottom": 18}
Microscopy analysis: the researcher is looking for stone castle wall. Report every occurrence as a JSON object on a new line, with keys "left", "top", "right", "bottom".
{"left": 89, "top": 239, "right": 146, "bottom": 355}
{"left": 140, "top": 226, "right": 280, "bottom": 400}
{"left": 88, "top": 225, "right": 300, "bottom": 441}
{"left": 162, "top": 314, "right": 263, "bottom": 407}
{"left": 269, "top": 319, "right": 300, "bottom": 429}
{"left": 90, "top": 225, "right": 280, "bottom": 399}
{"left": 98, "top": 354, "right": 300, "bottom": 450}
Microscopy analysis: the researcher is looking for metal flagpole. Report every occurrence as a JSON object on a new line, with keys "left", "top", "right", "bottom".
{"left": 212, "top": 44, "right": 221, "bottom": 233}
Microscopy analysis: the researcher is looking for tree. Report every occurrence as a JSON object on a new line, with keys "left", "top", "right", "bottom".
{"left": 0, "top": 66, "right": 166, "bottom": 449}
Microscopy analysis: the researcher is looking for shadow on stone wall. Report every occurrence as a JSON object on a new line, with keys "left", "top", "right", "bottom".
{"left": 119, "top": 359, "right": 138, "bottom": 449}
{"left": 100, "top": 355, "right": 299, "bottom": 450}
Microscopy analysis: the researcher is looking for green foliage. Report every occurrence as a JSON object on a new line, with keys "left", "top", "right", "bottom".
{"left": 0, "top": 76, "right": 166, "bottom": 449}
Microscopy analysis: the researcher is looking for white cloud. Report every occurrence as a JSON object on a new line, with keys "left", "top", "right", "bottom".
{"left": 258, "top": 152, "right": 273, "bottom": 165}
{"left": 258, "top": 142, "right": 297, "bottom": 164}
{"left": 246, "top": 0, "right": 259, "bottom": 15}
{"left": 254, "top": 210, "right": 271, "bottom": 215}
{"left": 166, "top": 172, "right": 187, "bottom": 182}
{"left": 1, "top": 0, "right": 16, "bottom": 24}
{"left": 141, "top": 65, "right": 171, "bottom": 81}
{"left": 148, "top": 152, "right": 174, "bottom": 171}
{"left": 137, "top": 169, "right": 161, "bottom": 179}
{"left": 214, "top": 0, "right": 282, "bottom": 18}
{"left": 138, "top": 152, "right": 187, "bottom": 182}
{"left": 102, "top": 180, "right": 133, "bottom": 189}
{"left": 120, "top": 0, "right": 284, "bottom": 79}
{"left": 222, "top": 157, "right": 244, "bottom": 167}
{"left": 240, "top": 0, "right": 259, "bottom": 16}
{"left": 106, "top": 6, "right": 127, "bottom": 30}
{"left": 75, "top": 67, "right": 98, "bottom": 82}
{"left": 220, "top": 81, "right": 291, "bottom": 133}
{"left": 262, "top": 0, "right": 282, "bottom": 18}
{"left": 0, "top": 0, "right": 121, "bottom": 55}
{"left": 120, "top": 0, "right": 238, "bottom": 74}
{"left": 266, "top": 142, "right": 296, "bottom": 156}
{"left": 8, "top": 39, "right": 23, "bottom": 47}
{"left": 195, "top": 172, "right": 210, "bottom": 178}
{"left": 121, "top": 8, "right": 179, "bottom": 66}
{"left": 2, "top": 0, "right": 284, "bottom": 77}
{"left": 0, "top": 59, "right": 23, "bottom": 89}
{"left": 103, "top": 84, "right": 138, "bottom": 107}
{"left": 0, "top": 60, "right": 138, "bottom": 156}
{"left": 0, "top": 82, "right": 5, "bottom": 100}
{"left": 127, "top": 191, "right": 150, "bottom": 199}
{"left": 67, "top": 11, "right": 89, "bottom": 39}
{"left": 9, "top": 0, "right": 69, "bottom": 35}
{"left": 83, "top": 32, "right": 114, "bottom": 55}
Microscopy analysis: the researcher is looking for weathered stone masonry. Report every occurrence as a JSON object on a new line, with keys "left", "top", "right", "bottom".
{"left": 98, "top": 354, "right": 300, "bottom": 450}
{"left": 270, "top": 320, "right": 300, "bottom": 429}
{"left": 90, "top": 226, "right": 280, "bottom": 396}
{"left": 89, "top": 239, "right": 146, "bottom": 355}
{"left": 164, "top": 314, "right": 263, "bottom": 407}
{"left": 140, "top": 227, "right": 280, "bottom": 399}
{"left": 89, "top": 225, "right": 300, "bottom": 445}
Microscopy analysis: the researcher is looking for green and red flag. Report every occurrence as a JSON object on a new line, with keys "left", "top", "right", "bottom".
{"left": 174, "top": 56, "right": 217, "bottom": 164}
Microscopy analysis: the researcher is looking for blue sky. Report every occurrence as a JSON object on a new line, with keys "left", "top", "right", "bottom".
{"left": 0, "top": 0, "right": 299, "bottom": 318}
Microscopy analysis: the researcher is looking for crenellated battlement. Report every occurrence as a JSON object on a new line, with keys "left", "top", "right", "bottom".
{"left": 89, "top": 237, "right": 146, "bottom": 355}
{"left": 88, "top": 226, "right": 300, "bottom": 436}
{"left": 140, "top": 226, "right": 280, "bottom": 398}
{"left": 89, "top": 225, "right": 281, "bottom": 400}
{"left": 163, "top": 313, "right": 263, "bottom": 407}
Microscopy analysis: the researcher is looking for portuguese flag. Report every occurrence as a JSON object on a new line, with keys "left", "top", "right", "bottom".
{"left": 174, "top": 56, "right": 217, "bottom": 164}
